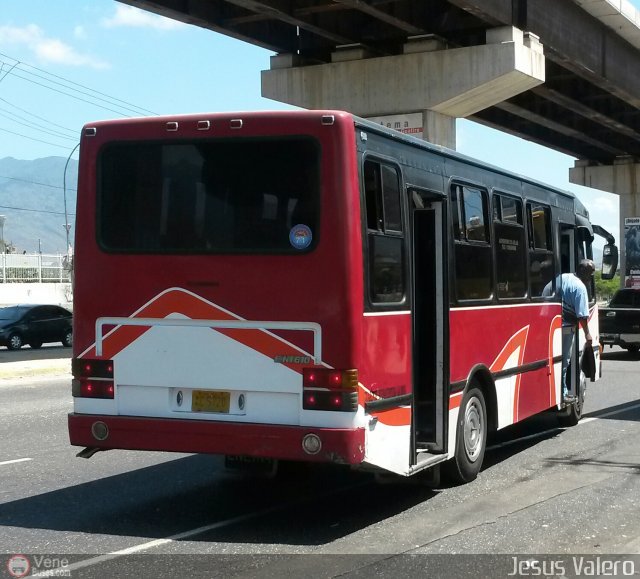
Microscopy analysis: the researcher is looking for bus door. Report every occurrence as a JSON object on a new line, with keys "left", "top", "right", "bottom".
{"left": 409, "top": 188, "right": 448, "bottom": 463}
{"left": 559, "top": 225, "right": 601, "bottom": 398}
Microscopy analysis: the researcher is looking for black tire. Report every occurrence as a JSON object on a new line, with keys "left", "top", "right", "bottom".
{"left": 62, "top": 329, "right": 72, "bottom": 348}
{"left": 444, "top": 386, "right": 487, "bottom": 484}
{"left": 8, "top": 333, "right": 23, "bottom": 350}
{"left": 29, "top": 341, "right": 43, "bottom": 349}
{"left": 558, "top": 374, "right": 585, "bottom": 427}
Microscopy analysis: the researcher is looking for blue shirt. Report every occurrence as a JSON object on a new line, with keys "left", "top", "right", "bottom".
{"left": 545, "top": 273, "right": 589, "bottom": 326}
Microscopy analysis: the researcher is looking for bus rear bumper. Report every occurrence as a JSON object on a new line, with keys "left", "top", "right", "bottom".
{"left": 68, "top": 414, "right": 365, "bottom": 465}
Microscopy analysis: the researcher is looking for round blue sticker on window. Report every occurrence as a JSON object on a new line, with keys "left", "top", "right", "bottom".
{"left": 289, "top": 224, "right": 313, "bottom": 250}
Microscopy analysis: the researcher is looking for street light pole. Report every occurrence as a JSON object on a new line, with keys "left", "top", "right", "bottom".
{"left": 63, "top": 142, "right": 80, "bottom": 255}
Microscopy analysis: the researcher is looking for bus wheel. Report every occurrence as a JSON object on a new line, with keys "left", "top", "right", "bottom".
{"left": 444, "top": 386, "right": 487, "bottom": 484}
{"left": 558, "top": 374, "right": 585, "bottom": 428}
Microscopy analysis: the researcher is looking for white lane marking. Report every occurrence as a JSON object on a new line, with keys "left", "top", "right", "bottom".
{"left": 0, "top": 458, "right": 32, "bottom": 466}
{"left": 61, "top": 481, "right": 367, "bottom": 575}
{"left": 488, "top": 402, "right": 640, "bottom": 452}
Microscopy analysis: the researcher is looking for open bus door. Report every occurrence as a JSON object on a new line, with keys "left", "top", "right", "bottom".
{"left": 559, "top": 222, "right": 598, "bottom": 424}
{"left": 408, "top": 188, "right": 448, "bottom": 467}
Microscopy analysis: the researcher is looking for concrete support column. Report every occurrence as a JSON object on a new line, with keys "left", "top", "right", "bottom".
{"left": 261, "top": 26, "right": 545, "bottom": 149}
{"left": 423, "top": 110, "right": 456, "bottom": 150}
{"left": 570, "top": 157, "right": 640, "bottom": 287}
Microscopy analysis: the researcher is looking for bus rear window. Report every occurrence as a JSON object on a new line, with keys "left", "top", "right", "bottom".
{"left": 98, "top": 137, "right": 320, "bottom": 253}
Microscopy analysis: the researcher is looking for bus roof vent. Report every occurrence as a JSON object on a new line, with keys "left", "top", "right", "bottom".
{"left": 197, "top": 120, "right": 211, "bottom": 131}
{"left": 230, "top": 119, "right": 243, "bottom": 129}
{"left": 321, "top": 115, "right": 335, "bottom": 126}
{"left": 166, "top": 121, "right": 179, "bottom": 132}
{"left": 84, "top": 127, "right": 97, "bottom": 137}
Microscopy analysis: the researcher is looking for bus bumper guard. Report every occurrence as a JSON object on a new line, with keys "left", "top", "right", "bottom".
{"left": 68, "top": 414, "right": 365, "bottom": 464}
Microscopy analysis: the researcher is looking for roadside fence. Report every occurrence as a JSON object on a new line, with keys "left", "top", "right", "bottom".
{"left": 0, "top": 253, "right": 72, "bottom": 283}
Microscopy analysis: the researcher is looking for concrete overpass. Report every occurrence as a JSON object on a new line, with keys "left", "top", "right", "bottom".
{"left": 119, "top": 0, "right": 640, "bottom": 285}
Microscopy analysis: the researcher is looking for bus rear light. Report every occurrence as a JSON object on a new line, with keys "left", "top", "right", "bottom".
{"left": 72, "top": 379, "right": 114, "bottom": 399}
{"left": 303, "top": 390, "right": 357, "bottom": 412}
{"left": 72, "top": 358, "right": 114, "bottom": 379}
{"left": 302, "top": 368, "right": 358, "bottom": 390}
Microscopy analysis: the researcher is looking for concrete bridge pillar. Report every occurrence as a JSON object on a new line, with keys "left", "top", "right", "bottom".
{"left": 261, "top": 26, "right": 545, "bottom": 149}
{"left": 570, "top": 158, "right": 640, "bottom": 287}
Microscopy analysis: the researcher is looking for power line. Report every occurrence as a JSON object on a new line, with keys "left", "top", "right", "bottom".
{"left": 0, "top": 174, "right": 77, "bottom": 192}
{"left": 0, "top": 96, "right": 78, "bottom": 135}
{"left": 0, "top": 109, "right": 78, "bottom": 142}
{"left": 0, "top": 203, "right": 75, "bottom": 217}
{"left": 7, "top": 71, "right": 135, "bottom": 118}
{"left": 0, "top": 126, "right": 75, "bottom": 150}
{"left": 0, "top": 52, "right": 158, "bottom": 116}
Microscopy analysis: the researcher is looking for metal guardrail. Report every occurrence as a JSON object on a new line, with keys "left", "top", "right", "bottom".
{"left": 0, "top": 253, "right": 72, "bottom": 283}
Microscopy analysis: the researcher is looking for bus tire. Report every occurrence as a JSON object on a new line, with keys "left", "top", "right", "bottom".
{"left": 444, "top": 386, "right": 487, "bottom": 484}
{"left": 558, "top": 374, "right": 585, "bottom": 428}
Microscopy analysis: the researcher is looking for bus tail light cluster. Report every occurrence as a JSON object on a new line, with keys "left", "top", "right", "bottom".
{"left": 302, "top": 368, "right": 358, "bottom": 412}
{"left": 72, "top": 358, "right": 115, "bottom": 399}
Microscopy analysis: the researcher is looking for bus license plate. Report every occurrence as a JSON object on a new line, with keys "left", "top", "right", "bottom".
{"left": 192, "top": 390, "right": 230, "bottom": 413}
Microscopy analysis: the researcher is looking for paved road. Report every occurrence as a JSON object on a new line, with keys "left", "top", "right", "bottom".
{"left": 0, "top": 344, "right": 70, "bottom": 379}
{"left": 0, "top": 348, "right": 638, "bottom": 578}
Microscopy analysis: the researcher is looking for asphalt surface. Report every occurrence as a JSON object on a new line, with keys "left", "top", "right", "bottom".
{"left": 1, "top": 345, "right": 639, "bottom": 579}
{"left": 0, "top": 344, "right": 71, "bottom": 380}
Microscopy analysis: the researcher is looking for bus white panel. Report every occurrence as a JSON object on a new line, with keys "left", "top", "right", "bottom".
{"left": 113, "top": 323, "right": 300, "bottom": 392}
{"left": 73, "top": 398, "right": 117, "bottom": 415}
{"left": 551, "top": 323, "right": 562, "bottom": 407}
{"left": 363, "top": 421, "right": 411, "bottom": 475}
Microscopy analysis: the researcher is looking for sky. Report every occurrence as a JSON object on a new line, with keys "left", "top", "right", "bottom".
{"left": 0, "top": 0, "right": 634, "bottom": 251}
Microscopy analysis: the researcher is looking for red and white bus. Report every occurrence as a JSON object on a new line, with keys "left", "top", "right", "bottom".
{"left": 68, "top": 110, "right": 618, "bottom": 483}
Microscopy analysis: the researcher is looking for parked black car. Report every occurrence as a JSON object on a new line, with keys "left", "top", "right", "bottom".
{"left": 0, "top": 304, "right": 73, "bottom": 350}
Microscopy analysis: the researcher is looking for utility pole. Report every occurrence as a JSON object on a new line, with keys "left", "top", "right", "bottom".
{"left": 63, "top": 142, "right": 80, "bottom": 256}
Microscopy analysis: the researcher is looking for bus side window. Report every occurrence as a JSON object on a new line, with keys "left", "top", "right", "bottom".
{"left": 363, "top": 159, "right": 405, "bottom": 304}
{"left": 527, "top": 203, "right": 555, "bottom": 297}
{"left": 452, "top": 184, "right": 492, "bottom": 301}
{"left": 494, "top": 194, "right": 526, "bottom": 299}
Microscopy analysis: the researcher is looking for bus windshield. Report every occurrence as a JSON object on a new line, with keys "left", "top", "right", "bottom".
{"left": 98, "top": 136, "right": 320, "bottom": 253}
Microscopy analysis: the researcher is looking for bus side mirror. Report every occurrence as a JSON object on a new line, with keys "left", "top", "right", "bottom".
{"left": 601, "top": 243, "right": 618, "bottom": 280}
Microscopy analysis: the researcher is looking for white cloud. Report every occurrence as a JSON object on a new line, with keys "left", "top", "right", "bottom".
{"left": 102, "top": 5, "right": 186, "bottom": 30}
{"left": 0, "top": 24, "right": 108, "bottom": 69}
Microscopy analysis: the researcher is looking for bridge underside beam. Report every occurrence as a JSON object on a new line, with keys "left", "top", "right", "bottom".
{"left": 262, "top": 27, "right": 544, "bottom": 148}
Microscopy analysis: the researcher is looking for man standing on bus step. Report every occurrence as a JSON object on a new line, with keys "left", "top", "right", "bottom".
{"left": 546, "top": 259, "right": 595, "bottom": 404}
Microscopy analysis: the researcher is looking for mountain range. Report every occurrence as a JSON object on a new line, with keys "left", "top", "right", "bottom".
{"left": 0, "top": 156, "right": 78, "bottom": 254}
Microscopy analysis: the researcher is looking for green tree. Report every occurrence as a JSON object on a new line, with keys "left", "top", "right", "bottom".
{"left": 594, "top": 270, "right": 620, "bottom": 303}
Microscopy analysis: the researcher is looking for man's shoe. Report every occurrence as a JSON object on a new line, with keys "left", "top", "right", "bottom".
{"left": 563, "top": 393, "right": 576, "bottom": 404}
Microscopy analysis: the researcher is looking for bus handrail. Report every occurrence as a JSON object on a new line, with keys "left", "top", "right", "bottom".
{"left": 95, "top": 317, "right": 322, "bottom": 364}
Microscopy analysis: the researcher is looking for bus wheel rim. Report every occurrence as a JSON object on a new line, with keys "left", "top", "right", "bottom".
{"left": 464, "top": 396, "right": 484, "bottom": 462}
